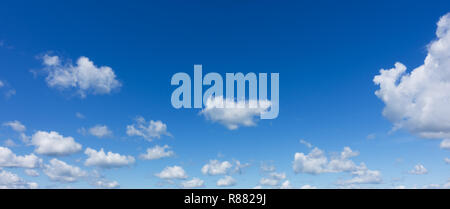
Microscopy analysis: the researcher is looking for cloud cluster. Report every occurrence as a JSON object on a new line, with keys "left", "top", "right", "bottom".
{"left": 200, "top": 97, "right": 271, "bottom": 130}
{"left": 374, "top": 13, "right": 450, "bottom": 140}
{"left": 0, "top": 147, "right": 41, "bottom": 168}
{"left": 155, "top": 165, "right": 187, "bottom": 179}
{"left": 0, "top": 169, "right": 38, "bottom": 189}
{"left": 43, "top": 159, "right": 87, "bottom": 183}
{"left": 31, "top": 131, "right": 82, "bottom": 156}
{"left": 139, "top": 145, "right": 174, "bottom": 160}
{"left": 201, "top": 160, "right": 233, "bottom": 175}
{"left": 126, "top": 116, "right": 170, "bottom": 141}
{"left": 84, "top": 148, "right": 135, "bottom": 168}
{"left": 41, "top": 54, "right": 121, "bottom": 98}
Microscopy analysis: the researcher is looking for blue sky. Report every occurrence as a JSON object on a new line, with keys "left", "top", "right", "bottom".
{"left": 0, "top": 0, "right": 450, "bottom": 189}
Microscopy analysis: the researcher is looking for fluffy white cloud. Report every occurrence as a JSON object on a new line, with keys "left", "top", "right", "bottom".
{"left": 31, "top": 131, "right": 82, "bottom": 156}
{"left": 216, "top": 176, "right": 236, "bottom": 187}
{"left": 339, "top": 164, "right": 382, "bottom": 185}
{"left": 0, "top": 147, "right": 41, "bottom": 168}
{"left": 200, "top": 96, "right": 271, "bottom": 130}
{"left": 139, "top": 145, "right": 174, "bottom": 160}
{"left": 43, "top": 159, "right": 87, "bottom": 183}
{"left": 259, "top": 177, "right": 279, "bottom": 186}
{"left": 24, "top": 169, "right": 39, "bottom": 177}
{"left": 126, "top": 116, "right": 170, "bottom": 141}
{"left": 84, "top": 148, "right": 135, "bottom": 168}
{"left": 409, "top": 164, "right": 428, "bottom": 175}
{"left": 41, "top": 55, "right": 121, "bottom": 98}
{"left": 181, "top": 177, "right": 204, "bottom": 188}
{"left": 3, "top": 120, "right": 26, "bottom": 132}
{"left": 0, "top": 169, "right": 38, "bottom": 189}
{"left": 92, "top": 179, "right": 120, "bottom": 189}
{"left": 88, "top": 125, "right": 112, "bottom": 138}
{"left": 440, "top": 139, "right": 450, "bottom": 150}
{"left": 300, "top": 184, "right": 317, "bottom": 189}
{"left": 293, "top": 147, "right": 359, "bottom": 174}
{"left": 374, "top": 13, "right": 450, "bottom": 139}
{"left": 155, "top": 165, "right": 187, "bottom": 179}
{"left": 201, "top": 160, "right": 233, "bottom": 175}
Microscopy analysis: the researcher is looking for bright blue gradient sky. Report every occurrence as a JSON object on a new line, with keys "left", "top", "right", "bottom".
{"left": 0, "top": 0, "right": 449, "bottom": 188}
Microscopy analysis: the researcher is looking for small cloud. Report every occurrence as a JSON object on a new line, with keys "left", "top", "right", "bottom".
{"left": 181, "top": 178, "right": 204, "bottom": 188}
{"left": 216, "top": 176, "right": 236, "bottom": 187}
{"left": 139, "top": 145, "right": 174, "bottom": 160}
{"left": 88, "top": 125, "right": 112, "bottom": 138}
{"left": 440, "top": 139, "right": 450, "bottom": 150}
{"left": 409, "top": 164, "right": 428, "bottom": 175}
{"left": 299, "top": 139, "right": 312, "bottom": 148}
{"left": 201, "top": 160, "right": 233, "bottom": 176}
{"left": 126, "top": 116, "right": 171, "bottom": 141}
{"left": 366, "top": 134, "right": 376, "bottom": 140}
{"left": 84, "top": 148, "right": 135, "bottom": 169}
{"left": 155, "top": 166, "right": 187, "bottom": 180}
{"left": 3, "top": 120, "right": 26, "bottom": 132}
{"left": 75, "top": 112, "right": 85, "bottom": 119}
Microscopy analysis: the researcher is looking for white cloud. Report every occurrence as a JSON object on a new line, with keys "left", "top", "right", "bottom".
{"left": 0, "top": 80, "right": 3, "bottom": 88}
{"left": 201, "top": 160, "right": 233, "bottom": 175}
{"left": 374, "top": 13, "right": 450, "bottom": 139}
{"left": 0, "top": 147, "right": 41, "bottom": 168}
{"left": 259, "top": 177, "right": 279, "bottom": 186}
{"left": 31, "top": 131, "right": 82, "bottom": 156}
{"left": 440, "top": 139, "right": 450, "bottom": 150}
{"left": 216, "top": 175, "right": 236, "bottom": 187}
{"left": 155, "top": 165, "right": 187, "bottom": 179}
{"left": 3, "top": 139, "right": 17, "bottom": 147}
{"left": 126, "top": 116, "right": 170, "bottom": 141}
{"left": 445, "top": 158, "right": 450, "bottom": 164}
{"left": 300, "top": 184, "right": 317, "bottom": 189}
{"left": 3, "top": 120, "right": 26, "bottom": 132}
{"left": 43, "top": 159, "right": 87, "bottom": 183}
{"left": 299, "top": 139, "right": 313, "bottom": 148}
{"left": 92, "top": 179, "right": 120, "bottom": 189}
{"left": 339, "top": 164, "right": 382, "bottom": 185}
{"left": 88, "top": 125, "right": 112, "bottom": 138}
{"left": 280, "top": 180, "right": 292, "bottom": 189}
{"left": 75, "top": 112, "right": 85, "bottom": 119}
{"left": 269, "top": 172, "right": 286, "bottom": 180}
{"left": 409, "top": 164, "right": 428, "bottom": 175}
{"left": 260, "top": 162, "right": 276, "bottom": 172}
{"left": 139, "top": 145, "right": 174, "bottom": 160}
{"left": 84, "top": 148, "right": 135, "bottom": 168}
{"left": 293, "top": 147, "right": 359, "bottom": 174}
{"left": 0, "top": 169, "right": 38, "bottom": 189}
{"left": 200, "top": 96, "right": 271, "bottom": 130}
{"left": 234, "top": 160, "right": 250, "bottom": 174}
{"left": 181, "top": 177, "right": 204, "bottom": 188}
{"left": 24, "top": 169, "right": 39, "bottom": 177}
{"left": 41, "top": 55, "right": 121, "bottom": 98}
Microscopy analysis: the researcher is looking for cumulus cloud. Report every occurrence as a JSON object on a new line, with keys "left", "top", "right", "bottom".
{"left": 31, "top": 131, "right": 82, "bottom": 156}
{"left": 201, "top": 160, "right": 233, "bottom": 175}
{"left": 374, "top": 13, "right": 450, "bottom": 139}
{"left": 155, "top": 165, "right": 187, "bottom": 179}
{"left": 259, "top": 177, "right": 279, "bottom": 187}
{"left": 126, "top": 116, "right": 170, "bottom": 141}
{"left": 88, "top": 125, "right": 112, "bottom": 138}
{"left": 24, "top": 169, "right": 39, "bottom": 177}
{"left": 440, "top": 139, "right": 450, "bottom": 150}
{"left": 200, "top": 96, "right": 271, "bottom": 130}
{"left": 84, "top": 148, "right": 135, "bottom": 168}
{"left": 0, "top": 147, "right": 41, "bottom": 168}
{"left": 3, "top": 120, "right": 26, "bottom": 132}
{"left": 92, "top": 179, "right": 120, "bottom": 189}
{"left": 43, "top": 159, "right": 87, "bottom": 183}
{"left": 293, "top": 147, "right": 359, "bottom": 174}
{"left": 0, "top": 169, "right": 38, "bottom": 189}
{"left": 139, "top": 145, "right": 174, "bottom": 160}
{"left": 181, "top": 177, "right": 204, "bottom": 188}
{"left": 216, "top": 176, "right": 236, "bottom": 187}
{"left": 339, "top": 164, "right": 382, "bottom": 185}
{"left": 409, "top": 164, "right": 428, "bottom": 175}
{"left": 41, "top": 54, "right": 121, "bottom": 98}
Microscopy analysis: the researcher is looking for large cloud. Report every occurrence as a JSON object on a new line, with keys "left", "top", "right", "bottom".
{"left": 126, "top": 116, "right": 170, "bottom": 141}
{"left": 374, "top": 13, "right": 450, "bottom": 141}
{"left": 84, "top": 148, "right": 135, "bottom": 168}
{"left": 0, "top": 147, "right": 41, "bottom": 168}
{"left": 43, "top": 159, "right": 87, "bottom": 183}
{"left": 31, "top": 131, "right": 82, "bottom": 156}
{"left": 200, "top": 97, "right": 271, "bottom": 130}
{"left": 41, "top": 54, "right": 121, "bottom": 98}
